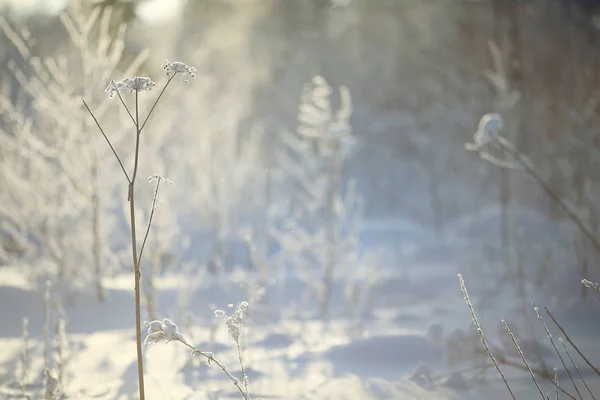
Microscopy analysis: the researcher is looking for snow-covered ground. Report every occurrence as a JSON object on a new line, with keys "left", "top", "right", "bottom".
{"left": 1, "top": 208, "right": 599, "bottom": 400}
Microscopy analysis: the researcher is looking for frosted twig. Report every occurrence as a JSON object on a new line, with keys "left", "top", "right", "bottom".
{"left": 493, "top": 136, "right": 600, "bottom": 254}
{"left": 560, "top": 338, "right": 597, "bottom": 400}
{"left": 237, "top": 341, "right": 249, "bottom": 396}
{"left": 533, "top": 305, "right": 582, "bottom": 399}
{"left": 138, "top": 175, "right": 171, "bottom": 267}
{"left": 457, "top": 274, "right": 516, "bottom": 399}
{"left": 178, "top": 340, "right": 250, "bottom": 400}
{"left": 502, "top": 319, "right": 545, "bottom": 399}
{"left": 545, "top": 308, "right": 600, "bottom": 378}
{"left": 87, "top": 60, "right": 196, "bottom": 400}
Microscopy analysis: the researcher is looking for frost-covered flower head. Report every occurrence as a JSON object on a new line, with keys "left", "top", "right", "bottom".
{"left": 214, "top": 301, "right": 249, "bottom": 343}
{"left": 144, "top": 318, "right": 187, "bottom": 345}
{"left": 162, "top": 59, "right": 197, "bottom": 82}
{"left": 474, "top": 113, "right": 503, "bottom": 147}
{"left": 105, "top": 76, "right": 156, "bottom": 98}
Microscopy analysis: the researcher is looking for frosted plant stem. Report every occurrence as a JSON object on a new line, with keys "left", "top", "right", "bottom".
{"left": 502, "top": 320, "right": 545, "bottom": 399}
{"left": 493, "top": 136, "right": 600, "bottom": 254}
{"left": 545, "top": 307, "right": 600, "bottom": 378}
{"left": 561, "top": 339, "right": 597, "bottom": 400}
{"left": 533, "top": 305, "right": 582, "bottom": 400}
{"left": 178, "top": 340, "right": 250, "bottom": 400}
{"left": 138, "top": 178, "right": 162, "bottom": 267}
{"left": 86, "top": 69, "right": 186, "bottom": 400}
{"left": 129, "top": 89, "right": 146, "bottom": 400}
{"left": 236, "top": 341, "right": 249, "bottom": 398}
{"left": 457, "top": 274, "right": 516, "bottom": 400}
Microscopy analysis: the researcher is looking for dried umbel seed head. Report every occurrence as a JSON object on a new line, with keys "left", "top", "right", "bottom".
{"left": 105, "top": 76, "right": 156, "bottom": 97}
{"left": 162, "top": 59, "right": 197, "bottom": 82}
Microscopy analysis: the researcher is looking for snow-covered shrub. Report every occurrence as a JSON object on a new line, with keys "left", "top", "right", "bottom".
{"left": 0, "top": 2, "right": 148, "bottom": 300}
{"left": 273, "top": 75, "right": 380, "bottom": 320}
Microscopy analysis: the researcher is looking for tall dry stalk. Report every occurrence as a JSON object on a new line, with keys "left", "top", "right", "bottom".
{"left": 84, "top": 62, "right": 195, "bottom": 400}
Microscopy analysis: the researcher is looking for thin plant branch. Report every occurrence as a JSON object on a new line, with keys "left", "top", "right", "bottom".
{"left": 177, "top": 339, "right": 250, "bottom": 400}
{"left": 561, "top": 339, "right": 597, "bottom": 400}
{"left": 138, "top": 177, "right": 163, "bottom": 268}
{"left": 112, "top": 80, "right": 136, "bottom": 126}
{"left": 548, "top": 376, "right": 578, "bottom": 400}
{"left": 502, "top": 319, "right": 546, "bottom": 399}
{"left": 493, "top": 136, "right": 600, "bottom": 254}
{"left": 458, "top": 274, "right": 516, "bottom": 400}
{"left": 533, "top": 305, "right": 583, "bottom": 400}
{"left": 140, "top": 73, "right": 176, "bottom": 132}
{"left": 236, "top": 341, "right": 249, "bottom": 397}
{"left": 82, "top": 99, "right": 130, "bottom": 182}
{"left": 545, "top": 307, "right": 600, "bottom": 378}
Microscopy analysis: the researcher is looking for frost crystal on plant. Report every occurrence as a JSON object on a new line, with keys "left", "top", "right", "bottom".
{"left": 582, "top": 278, "right": 600, "bottom": 291}
{"left": 143, "top": 318, "right": 187, "bottom": 345}
{"left": 474, "top": 113, "right": 503, "bottom": 147}
{"left": 162, "top": 59, "right": 197, "bottom": 82}
{"left": 105, "top": 76, "right": 156, "bottom": 97}
{"left": 214, "top": 301, "right": 249, "bottom": 343}
{"left": 148, "top": 174, "right": 173, "bottom": 185}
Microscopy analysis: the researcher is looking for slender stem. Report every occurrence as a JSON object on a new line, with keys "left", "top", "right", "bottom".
{"left": 495, "top": 137, "right": 600, "bottom": 254}
{"left": 130, "top": 90, "right": 146, "bottom": 400}
{"left": 502, "top": 320, "right": 546, "bottom": 399}
{"left": 132, "top": 91, "right": 141, "bottom": 182}
{"left": 140, "top": 73, "right": 176, "bottom": 132}
{"left": 82, "top": 100, "right": 130, "bottom": 182}
{"left": 458, "top": 274, "right": 516, "bottom": 400}
{"left": 178, "top": 340, "right": 250, "bottom": 400}
{"left": 545, "top": 308, "right": 600, "bottom": 378}
{"left": 138, "top": 179, "right": 161, "bottom": 268}
{"left": 548, "top": 377, "right": 578, "bottom": 400}
{"left": 113, "top": 81, "right": 136, "bottom": 126}
{"left": 561, "top": 340, "right": 597, "bottom": 400}
{"left": 500, "top": 356, "right": 577, "bottom": 400}
{"left": 533, "top": 305, "right": 583, "bottom": 400}
{"left": 129, "top": 185, "right": 145, "bottom": 400}
{"left": 236, "top": 341, "right": 249, "bottom": 397}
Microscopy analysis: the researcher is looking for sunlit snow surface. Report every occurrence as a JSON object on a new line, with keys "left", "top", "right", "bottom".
{"left": 1, "top": 207, "right": 600, "bottom": 399}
